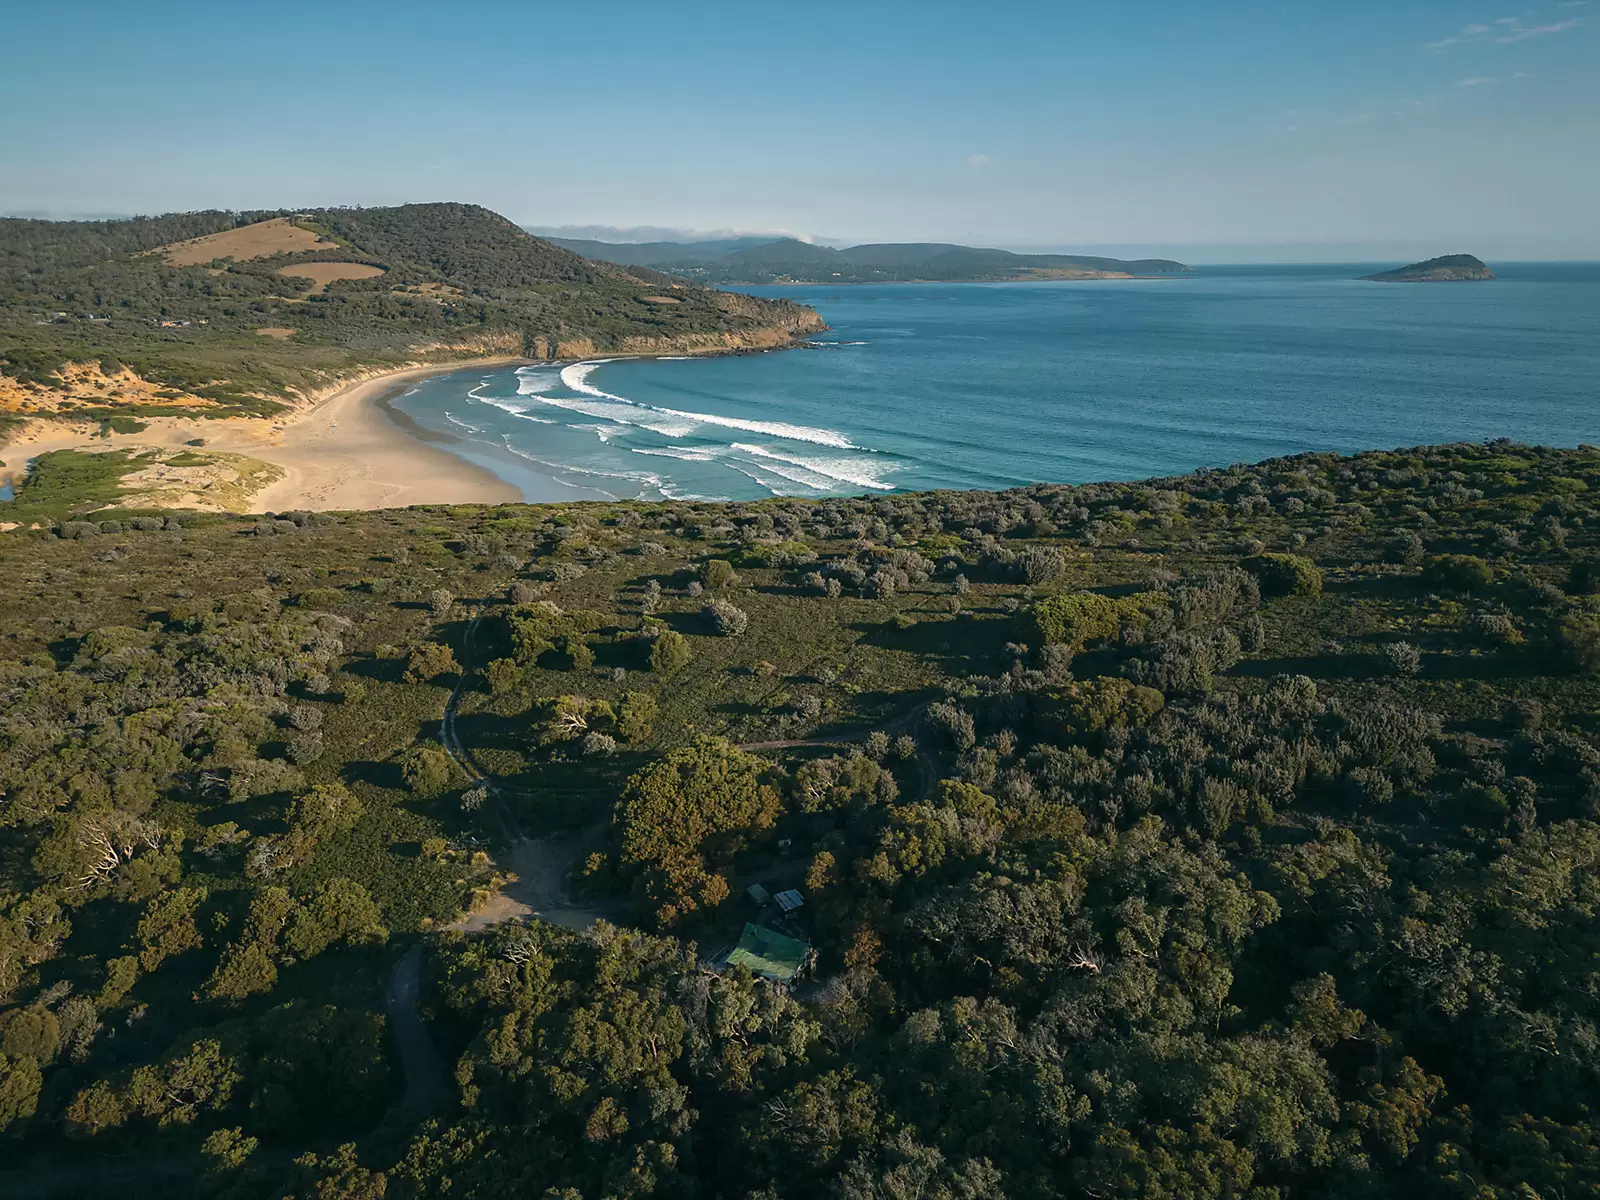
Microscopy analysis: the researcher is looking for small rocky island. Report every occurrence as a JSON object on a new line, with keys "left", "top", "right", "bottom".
{"left": 1363, "top": 254, "right": 1494, "bottom": 282}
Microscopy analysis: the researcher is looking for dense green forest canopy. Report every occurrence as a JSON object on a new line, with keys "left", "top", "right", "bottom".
{"left": 546, "top": 236, "right": 1191, "bottom": 284}
{"left": 0, "top": 204, "right": 822, "bottom": 420}
{"left": 1362, "top": 255, "right": 1495, "bottom": 283}
{"left": 4, "top": 439, "right": 1600, "bottom": 1197}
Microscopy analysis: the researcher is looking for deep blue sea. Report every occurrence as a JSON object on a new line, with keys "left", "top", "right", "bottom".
{"left": 388, "top": 263, "right": 1600, "bottom": 502}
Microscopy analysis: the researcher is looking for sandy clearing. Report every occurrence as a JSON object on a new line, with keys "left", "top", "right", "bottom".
{"left": 254, "top": 327, "right": 297, "bottom": 339}
{"left": 640, "top": 295, "right": 681, "bottom": 304}
{"left": 152, "top": 217, "right": 337, "bottom": 266}
{"left": 276, "top": 262, "right": 387, "bottom": 291}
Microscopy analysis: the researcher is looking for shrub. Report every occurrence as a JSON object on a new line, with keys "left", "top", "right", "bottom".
{"left": 293, "top": 588, "right": 343, "bottom": 610}
{"left": 1015, "top": 545, "right": 1066, "bottom": 584}
{"left": 703, "top": 600, "right": 749, "bottom": 637}
{"left": 1423, "top": 554, "right": 1493, "bottom": 592}
{"left": 1025, "top": 592, "right": 1120, "bottom": 649}
{"left": 650, "top": 629, "right": 691, "bottom": 673}
{"left": 1560, "top": 613, "right": 1600, "bottom": 675}
{"left": 1565, "top": 558, "right": 1600, "bottom": 596}
{"left": 1468, "top": 611, "right": 1522, "bottom": 646}
{"left": 1243, "top": 553, "right": 1323, "bottom": 597}
{"left": 581, "top": 732, "right": 617, "bottom": 757}
{"left": 560, "top": 637, "right": 594, "bottom": 671}
{"left": 428, "top": 588, "right": 455, "bottom": 616}
{"left": 699, "top": 559, "right": 738, "bottom": 589}
{"left": 1048, "top": 678, "right": 1165, "bottom": 740}
{"left": 1383, "top": 641, "right": 1422, "bottom": 676}
{"left": 1384, "top": 532, "right": 1425, "bottom": 565}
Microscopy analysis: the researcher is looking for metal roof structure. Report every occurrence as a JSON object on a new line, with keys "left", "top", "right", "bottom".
{"left": 774, "top": 888, "right": 805, "bottom": 913}
{"left": 725, "top": 923, "right": 810, "bottom": 983}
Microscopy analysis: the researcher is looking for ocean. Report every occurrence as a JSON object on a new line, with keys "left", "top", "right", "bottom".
{"left": 386, "top": 263, "right": 1600, "bottom": 503}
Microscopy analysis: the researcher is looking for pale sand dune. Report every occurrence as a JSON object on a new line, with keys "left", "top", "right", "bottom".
{"left": 1, "top": 361, "right": 527, "bottom": 512}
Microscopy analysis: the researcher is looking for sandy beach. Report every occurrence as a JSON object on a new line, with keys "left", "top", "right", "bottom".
{"left": 0, "top": 360, "right": 527, "bottom": 512}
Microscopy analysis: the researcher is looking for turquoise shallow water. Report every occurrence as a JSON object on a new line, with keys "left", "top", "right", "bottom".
{"left": 388, "top": 263, "right": 1600, "bottom": 502}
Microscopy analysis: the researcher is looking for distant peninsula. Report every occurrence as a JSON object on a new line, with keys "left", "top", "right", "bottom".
{"left": 545, "top": 235, "right": 1191, "bottom": 285}
{"left": 1363, "top": 254, "right": 1494, "bottom": 283}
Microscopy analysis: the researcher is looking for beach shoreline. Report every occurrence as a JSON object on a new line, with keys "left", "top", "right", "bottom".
{"left": 0, "top": 358, "right": 533, "bottom": 513}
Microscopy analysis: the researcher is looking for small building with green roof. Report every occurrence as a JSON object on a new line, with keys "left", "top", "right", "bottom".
{"left": 724, "top": 922, "right": 812, "bottom": 984}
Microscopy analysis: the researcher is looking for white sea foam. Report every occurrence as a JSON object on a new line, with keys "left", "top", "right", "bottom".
{"left": 629, "top": 446, "right": 724, "bottom": 463}
{"left": 730, "top": 443, "right": 895, "bottom": 491}
{"left": 514, "top": 366, "right": 562, "bottom": 396}
{"left": 562, "top": 361, "right": 854, "bottom": 448}
{"left": 473, "top": 394, "right": 557, "bottom": 424}
{"left": 656, "top": 406, "right": 855, "bottom": 448}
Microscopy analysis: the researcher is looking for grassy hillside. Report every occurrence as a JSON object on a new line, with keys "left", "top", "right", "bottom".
{"left": 549, "top": 234, "right": 1191, "bottom": 284}
{"left": 3, "top": 440, "right": 1600, "bottom": 1196}
{"left": 0, "top": 205, "right": 824, "bottom": 423}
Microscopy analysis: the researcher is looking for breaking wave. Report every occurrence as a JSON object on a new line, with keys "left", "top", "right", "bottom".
{"left": 562, "top": 362, "right": 854, "bottom": 448}
{"left": 730, "top": 443, "right": 896, "bottom": 491}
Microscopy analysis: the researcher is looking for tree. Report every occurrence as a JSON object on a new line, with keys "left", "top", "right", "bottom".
{"left": 617, "top": 691, "right": 659, "bottom": 742}
{"left": 616, "top": 738, "right": 780, "bottom": 924}
{"left": 404, "top": 641, "right": 460, "bottom": 683}
{"left": 484, "top": 656, "right": 522, "bottom": 694}
{"left": 650, "top": 628, "right": 692, "bottom": 673}
{"left": 137, "top": 886, "right": 206, "bottom": 972}
{"left": 284, "top": 878, "right": 387, "bottom": 958}
{"left": 0, "top": 1054, "right": 43, "bottom": 1132}
{"left": 401, "top": 745, "right": 453, "bottom": 796}
{"left": 533, "top": 695, "right": 613, "bottom": 747}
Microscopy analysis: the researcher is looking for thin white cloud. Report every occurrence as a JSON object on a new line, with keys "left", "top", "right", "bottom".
{"left": 1496, "top": 18, "right": 1580, "bottom": 40}
{"left": 967, "top": 153, "right": 991, "bottom": 169}
{"left": 1426, "top": 22, "right": 1492, "bottom": 49}
{"left": 1455, "top": 75, "right": 1499, "bottom": 85}
{"left": 1425, "top": 14, "right": 1581, "bottom": 49}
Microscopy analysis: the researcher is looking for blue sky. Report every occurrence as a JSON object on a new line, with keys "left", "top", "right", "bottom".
{"left": 3, "top": 0, "right": 1596, "bottom": 259}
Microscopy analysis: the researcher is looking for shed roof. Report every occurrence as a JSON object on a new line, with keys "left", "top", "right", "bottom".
{"left": 725, "top": 922, "right": 809, "bottom": 983}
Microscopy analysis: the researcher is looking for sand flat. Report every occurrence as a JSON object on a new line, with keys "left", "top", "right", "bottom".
{"left": 276, "top": 262, "right": 388, "bottom": 291}
{"left": 154, "top": 217, "right": 338, "bottom": 266}
{"left": 1, "top": 361, "right": 527, "bottom": 512}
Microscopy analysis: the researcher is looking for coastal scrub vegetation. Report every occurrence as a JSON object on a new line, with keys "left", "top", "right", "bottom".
{"left": 3, "top": 439, "right": 1600, "bottom": 1196}
{"left": 0, "top": 204, "right": 824, "bottom": 422}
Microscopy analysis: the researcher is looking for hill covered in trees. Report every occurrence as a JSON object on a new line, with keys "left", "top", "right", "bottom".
{"left": 0, "top": 205, "right": 824, "bottom": 424}
{"left": 3, "top": 439, "right": 1600, "bottom": 1196}
{"left": 547, "top": 236, "right": 1191, "bottom": 285}
{"left": 1363, "top": 255, "right": 1495, "bottom": 283}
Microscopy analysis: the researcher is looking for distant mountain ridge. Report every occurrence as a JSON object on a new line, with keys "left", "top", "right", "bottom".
{"left": 1363, "top": 254, "right": 1494, "bottom": 283}
{"left": 543, "top": 234, "right": 1190, "bottom": 284}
